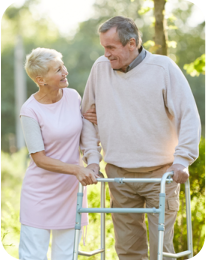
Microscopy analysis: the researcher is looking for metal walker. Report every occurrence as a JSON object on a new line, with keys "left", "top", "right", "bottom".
{"left": 73, "top": 171, "right": 193, "bottom": 260}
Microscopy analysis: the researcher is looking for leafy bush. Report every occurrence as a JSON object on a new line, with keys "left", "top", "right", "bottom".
{"left": 184, "top": 54, "right": 205, "bottom": 77}
{"left": 1, "top": 148, "right": 28, "bottom": 259}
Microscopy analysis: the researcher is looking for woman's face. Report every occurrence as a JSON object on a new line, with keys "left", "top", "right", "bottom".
{"left": 43, "top": 58, "right": 69, "bottom": 89}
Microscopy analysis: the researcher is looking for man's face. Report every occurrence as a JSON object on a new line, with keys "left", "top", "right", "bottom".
{"left": 100, "top": 27, "right": 132, "bottom": 71}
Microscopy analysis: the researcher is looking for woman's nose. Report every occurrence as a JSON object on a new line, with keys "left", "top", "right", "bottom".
{"left": 63, "top": 66, "right": 68, "bottom": 75}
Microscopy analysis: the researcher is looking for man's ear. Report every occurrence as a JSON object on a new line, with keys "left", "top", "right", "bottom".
{"left": 129, "top": 38, "right": 137, "bottom": 51}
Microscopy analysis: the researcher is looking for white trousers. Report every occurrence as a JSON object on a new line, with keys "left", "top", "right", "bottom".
{"left": 19, "top": 224, "right": 82, "bottom": 260}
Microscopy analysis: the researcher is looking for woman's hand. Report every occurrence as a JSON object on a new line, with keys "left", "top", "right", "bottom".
{"left": 31, "top": 151, "right": 99, "bottom": 186}
{"left": 76, "top": 166, "right": 99, "bottom": 186}
{"left": 83, "top": 104, "right": 97, "bottom": 125}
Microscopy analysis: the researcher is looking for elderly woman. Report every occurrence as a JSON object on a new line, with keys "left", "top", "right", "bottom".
{"left": 19, "top": 47, "right": 98, "bottom": 260}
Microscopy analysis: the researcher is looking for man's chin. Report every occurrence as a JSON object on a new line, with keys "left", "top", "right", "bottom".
{"left": 110, "top": 62, "right": 120, "bottom": 70}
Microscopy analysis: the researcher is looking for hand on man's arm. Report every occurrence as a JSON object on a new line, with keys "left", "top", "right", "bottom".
{"left": 166, "top": 164, "right": 189, "bottom": 184}
{"left": 83, "top": 104, "right": 97, "bottom": 125}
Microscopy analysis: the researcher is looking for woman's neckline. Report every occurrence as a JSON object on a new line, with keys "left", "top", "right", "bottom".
{"left": 32, "top": 88, "right": 64, "bottom": 105}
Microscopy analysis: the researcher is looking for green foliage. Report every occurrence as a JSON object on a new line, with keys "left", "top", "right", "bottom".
{"left": 166, "top": 40, "right": 177, "bottom": 48}
{"left": 188, "top": 137, "right": 205, "bottom": 200}
{"left": 184, "top": 54, "right": 205, "bottom": 77}
{"left": 1, "top": 148, "right": 28, "bottom": 258}
{"left": 143, "top": 40, "right": 161, "bottom": 53}
{"left": 138, "top": 6, "right": 152, "bottom": 15}
{"left": 167, "top": 14, "right": 177, "bottom": 23}
{"left": 167, "top": 25, "right": 178, "bottom": 30}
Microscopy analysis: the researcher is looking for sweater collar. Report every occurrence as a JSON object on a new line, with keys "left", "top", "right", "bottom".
{"left": 114, "top": 46, "right": 147, "bottom": 73}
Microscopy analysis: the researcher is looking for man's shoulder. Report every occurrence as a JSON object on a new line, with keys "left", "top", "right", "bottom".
{"left": 145, "top": 51, "right": 184, "bottom": 81}
{"left": 145, "top": 51, "right": 176, "bottom": 70}
{"left": 94, "top": 55, "right": 110, "bottom": 66}
{"left": 146, "top": 52, "right": 175, "bottom": 68}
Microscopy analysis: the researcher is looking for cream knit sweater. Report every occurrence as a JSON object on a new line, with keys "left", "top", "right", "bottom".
{"left": 80, "top": 51, "right": 201, "bottom": 168}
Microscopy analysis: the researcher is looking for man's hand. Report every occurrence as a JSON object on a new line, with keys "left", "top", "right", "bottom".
{"left": 83, "top": 104, "right": 97, "bottom": 125}
{"left": 87, "top": 163, "right": 100, "bottom": 176}
{"left": 76, "top": 166, "right": 98, "bottom": 186}
{"left": 166, "top": 164, "right": 189, "bottom": 184}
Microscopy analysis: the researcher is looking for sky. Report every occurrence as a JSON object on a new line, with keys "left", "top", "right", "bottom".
{"left": 0, "top": 0, "right": 205, "bottom": 37}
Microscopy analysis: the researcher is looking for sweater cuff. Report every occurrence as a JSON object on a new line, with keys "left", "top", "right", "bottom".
{"left": 173, "top": 156, "right": 189, "bottom": 168}
{"left": 87, "top": 155, "right": 101, "bottom": 165}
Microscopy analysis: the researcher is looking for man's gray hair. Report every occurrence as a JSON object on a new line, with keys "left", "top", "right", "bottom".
{"left": 99, "top": 16, "right": 142, "bottom": 48}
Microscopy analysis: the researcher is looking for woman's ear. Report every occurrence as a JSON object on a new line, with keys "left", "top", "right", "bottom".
{"left": 35, "top": 76, "right": 45, "bottom": 86}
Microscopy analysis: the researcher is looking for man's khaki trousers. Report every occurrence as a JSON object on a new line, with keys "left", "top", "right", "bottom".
{"left": 105, "top": 163, "right": 180, "bottom": 260}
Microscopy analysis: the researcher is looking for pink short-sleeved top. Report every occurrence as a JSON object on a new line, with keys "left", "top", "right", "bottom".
{"left": 19, "top": 88, "right": 88, "bottom": 229}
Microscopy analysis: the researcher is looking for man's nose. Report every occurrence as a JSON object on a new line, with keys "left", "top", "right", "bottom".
{"left": 104, "top": 49, "right": 110, "bottom": 58}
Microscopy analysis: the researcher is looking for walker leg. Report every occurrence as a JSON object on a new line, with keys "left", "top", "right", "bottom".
{"left": 73, "top": 183, "right": 84, "bottom": 260}
{"left": 185, "top": 179, "right": 193, "bottom": 258}
{"left": 73, "top": 230, "right": 81, "bottom": 260}
{"left": 101, "top": 182, "right": 106, "bottom": 260}
{"left": 157, "top": 192, "right": 166, "bottom": 260}
{"left": 157, "top": 231, "right": 164, "bottom": 260}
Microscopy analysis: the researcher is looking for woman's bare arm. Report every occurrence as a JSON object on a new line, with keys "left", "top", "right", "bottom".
{"left": 31, "top": 150, "right": 98, "bottom": 186}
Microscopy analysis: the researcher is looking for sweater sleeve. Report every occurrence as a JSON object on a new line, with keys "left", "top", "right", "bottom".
{"left": 80, "top": 63, "right": 102, "bottom": 165}
{"left": 165, "top": 58, "right": 201, "bottom": 167}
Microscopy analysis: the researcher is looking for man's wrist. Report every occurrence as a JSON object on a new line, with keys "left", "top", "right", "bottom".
{"left": 87, "top": 163, "right": 100, "bottom": 170}
{"left": 173, "top": 156, "right": 189, "bottom": 169}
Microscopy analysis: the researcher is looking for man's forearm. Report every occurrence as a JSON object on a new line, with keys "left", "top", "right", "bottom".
{"left": 80, "top": 118, "right": 102, "bottom": 165}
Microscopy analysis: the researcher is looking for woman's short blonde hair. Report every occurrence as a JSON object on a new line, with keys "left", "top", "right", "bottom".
{"left": 25, "top": 48, "right": 63, "bottom": 85}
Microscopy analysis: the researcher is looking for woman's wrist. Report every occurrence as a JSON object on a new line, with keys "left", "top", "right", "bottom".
{"left": 71, "top": 164, "right": 81, "bottom": 176}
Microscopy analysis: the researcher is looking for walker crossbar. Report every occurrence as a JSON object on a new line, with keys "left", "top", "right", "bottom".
{"left": 78, "top": 249, "right": 104, "bottom": 256}
{"left": 73, "top": 171, "right": 193, "bottom": 260}
{"left": 78, "top": 207, "right": 161, "bottom": 214}
{"left": 162, "top": 250, "right": 192, "bottom": 258}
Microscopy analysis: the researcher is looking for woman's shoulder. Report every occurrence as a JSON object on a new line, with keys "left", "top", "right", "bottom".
{"left": 64, "top": 87, "right": 80, "bottom": 96}
{"left": 20, "top": 95, "right": 38, "bottom": 120}
{"left": 64, "top": 88, "right": 81, "bottom": 102}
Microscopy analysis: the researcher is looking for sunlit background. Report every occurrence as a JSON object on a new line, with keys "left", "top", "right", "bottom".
{"left": 1, "top": 0, "right": 205, "bottom": 260}
{"left": 2, "top": 0, "right": 205, "bottom": 36}
{"left": 11, "top": 0, "right": 97, "bottom": 36}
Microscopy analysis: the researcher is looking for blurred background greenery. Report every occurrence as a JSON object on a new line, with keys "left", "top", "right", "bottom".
{"left": 1, "top": 0, "right": 205, "bottom": 260}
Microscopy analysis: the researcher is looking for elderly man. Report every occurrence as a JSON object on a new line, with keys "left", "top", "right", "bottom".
{"left": 81, "top": 16, "right": 200, "bottom": 260}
